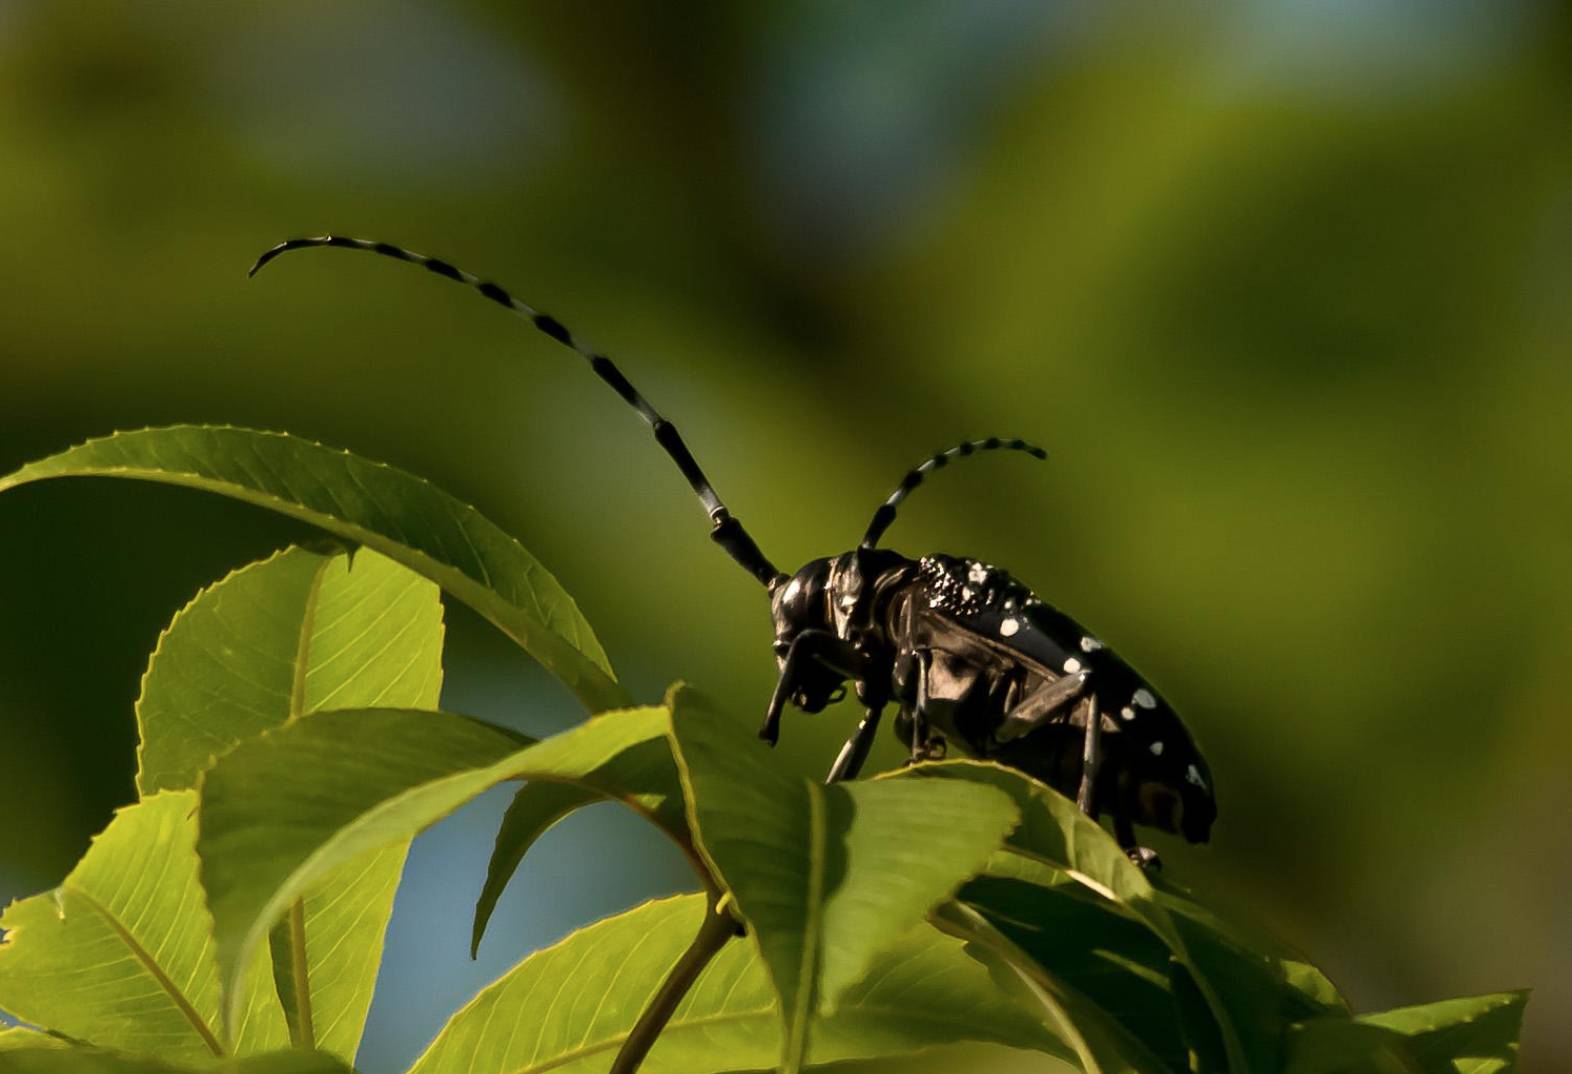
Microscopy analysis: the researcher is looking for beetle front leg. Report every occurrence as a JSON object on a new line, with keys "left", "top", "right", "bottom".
{"left": 759, "top": 628, "right": 862, "bottom": 745}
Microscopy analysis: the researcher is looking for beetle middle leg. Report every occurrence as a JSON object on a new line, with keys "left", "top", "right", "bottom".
{"left": 907, "top": 649, "right": 965, "bottom": 763}
{"left": 1077, "top": 695, "right": 1102, "bottom": 817}
{"left": 1115, "top": 809, "right": 1162, "bottom": 871}
{"left": 824, "top": 704, "right": 884, "bottom": 783}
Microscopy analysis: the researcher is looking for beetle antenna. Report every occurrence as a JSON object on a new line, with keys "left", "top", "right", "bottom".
{"left": 250, "top": 236, "right": 785, "bottom": 589}
{"left": 861, "top": 437, "right": 1047, "bottom": 549}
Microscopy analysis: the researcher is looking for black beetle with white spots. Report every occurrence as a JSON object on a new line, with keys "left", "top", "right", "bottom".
{"left": 250, "top": 235, "right": 1217, "bottom": 869}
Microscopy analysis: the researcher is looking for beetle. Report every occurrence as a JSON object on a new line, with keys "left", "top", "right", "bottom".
{"left": 250, "top": 235, "right": 1216, "bottom": 867}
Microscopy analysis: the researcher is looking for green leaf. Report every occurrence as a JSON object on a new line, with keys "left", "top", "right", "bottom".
{"left": 960, "top": 872, "right": 1192, "bottom": 1071}
{"left": 0, "top": 1047, "right": 354, "bottom": 1074}
{"left": 265, "top": 843, "right": 409, "bottom": 1062}
{"left": 1282, "top": 1020, "right": 1419, "bottom": 1074}
{"left": 1155, "top": 879, "right": 1348, "bottom": 1015}
{"left": 932, "top": 900, "right": 1179, "bottom": 1074}
{"left": 1343, "top": 992, "right": 1526, "bottom": 1074}
{"left": 666, "top": 690, "right": 1021, "bottom": 1074}
{"left": 887, "top": 760, "right": 1252, "bottom": 1073}
{"left": 471, "top": 780, "right": 601, "bottom": 958}
{"left": 0, "top": 792, "right": 288, "bottom": 1064}
{"left": 136, "top": 545, "right": 445, "bottom": 794}
{"left": 197, "top": 703, "right": 695, "bottom": 1035}
{"left": 962, "top": 856, "right": 1360, "bottom": 1072}
{"left": 1162, "top": 889, "right": 1352, "bottom": 1071}
{"left": 408, "top": 893, "right": 1071, "bottom": 1074}
{"left": 137, "top": 544, "right": 444, "bottom": 1062}
{"left": 196, "top": 709, "right": 525, "bottom": 1036}
{"left": 0, "top": 1028, "right": 65, "bottom": 1052}
{"left": 0, "top": 426, "right": 622, "bottom": 710}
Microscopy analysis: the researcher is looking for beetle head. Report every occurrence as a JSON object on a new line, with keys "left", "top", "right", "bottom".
{"left": 769, "top": 558, "right": 845, "bottom": 712}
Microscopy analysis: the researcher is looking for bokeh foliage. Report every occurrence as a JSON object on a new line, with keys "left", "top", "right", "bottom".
{"left": 2, "top": 1, "right": 1568, "bottom": 1069}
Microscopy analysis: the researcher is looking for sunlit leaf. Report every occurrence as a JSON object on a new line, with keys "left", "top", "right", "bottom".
{"left": 197, "top": 703, "right": 695, "bottom": 1035}
{"left": 0, "top": 1028, "right": 64, "bottom": 1051}
{"left": 0, "top": 426, "right": 621, "bottom": 710}
{"left": 137, "top": 543, "right": 444, "bottom": 1062}
{"left": 667, "top": 690, "right": 1020, "bottom": 1073}
{"left": 410, "top": 893, "right": 1070, "bottom": 1074}
{"left": 136, "top": 545, "right": 445, "bottom": 793}
{"left": 265, "top": 842, "right": 407, "bottom": 1063}
{"left": 196, "top": 709, "right": 523, "bottom": 1035}
{"left": 0, "top": 792, "right": 288, "bottom": 1064}
{"left": 0, "top": 1046, "right": 354, "bottom": 1073}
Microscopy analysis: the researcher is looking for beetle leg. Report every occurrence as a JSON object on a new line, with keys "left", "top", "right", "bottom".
{"left": 759, "top": 629, "right": 863, "bottom": 745}
{"left": 1077, "top": 695, "right": 1102, "bottom": 818}
{"left": 993, "top": 670, "right": 1091, "bottom": 744}
{"left": 1114, "top": 810, "right": 1163, "bottom": 871}
{"left": 824, "top": 704, "right": 885, "bottom": 783}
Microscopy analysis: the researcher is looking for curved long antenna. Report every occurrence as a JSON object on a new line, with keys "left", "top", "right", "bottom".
{"left": 250, "top": 235, "right": 784, "bottom": 588}
{"left": 861, "top": 437, "right": 1047, "bottom": 548}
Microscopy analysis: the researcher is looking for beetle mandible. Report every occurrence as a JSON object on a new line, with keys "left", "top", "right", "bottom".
{"left": 250, "top": 235, "right": 1217, "bottom": 868}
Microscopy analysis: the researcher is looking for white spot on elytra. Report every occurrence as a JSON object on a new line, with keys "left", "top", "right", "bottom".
{"left": 1080, "top": 636, "right": 1103, "bottom": 653}
{"left": 967, "top": 562, "right": 989, "bottom": 585}
{"left": 1133, "top": 688, "right": 1157, "bottom": 710}
{"left": 1000, "top": 617, "right": 1020, "bottom": 637}
{"left": 1149, "top": 740, "right": 1165, "bottom": 756}
{"left": 1062, "top": 657, "right": 1083, "bottom": 674}
{"left": 1186, "top": 764, "right": 1207, "bottom": 790}
{"left": 1120, "top": 707, "right": 1136, "bottom": 721}
{"left": 960, "top": 587, "right": 974, "bottom": 601}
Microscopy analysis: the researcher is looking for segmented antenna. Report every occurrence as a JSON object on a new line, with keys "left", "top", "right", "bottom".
{"left": 250, "top": 235, "right": 784, "bottom": 588}
{"left": 861, "top": 437, "right": 1047, "bottom": 548}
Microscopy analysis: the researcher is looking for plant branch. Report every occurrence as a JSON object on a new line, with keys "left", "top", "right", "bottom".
{"left": 608, "top": 893, "right": 740, "bottom": 1074}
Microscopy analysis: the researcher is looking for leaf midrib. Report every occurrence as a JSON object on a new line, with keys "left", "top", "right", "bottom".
{"left": 274, "top": 555, "right": 332, "bottom": 1050}
{"left": 68, "top": 886, "right": 225, "bottom": 1058}
{"left": 782, "top": 780, "right": 826, "bottom": 1072}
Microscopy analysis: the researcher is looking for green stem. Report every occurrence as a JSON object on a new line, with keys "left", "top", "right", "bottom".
{"left": 608, "top": 895, "right": 739, "bottom": 1074}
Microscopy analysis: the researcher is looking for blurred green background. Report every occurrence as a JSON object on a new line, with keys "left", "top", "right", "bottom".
{"left": 2, "top": 1, "right": 1568, "bottom": 1070}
